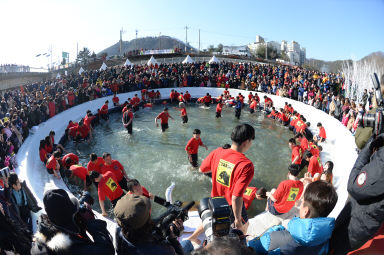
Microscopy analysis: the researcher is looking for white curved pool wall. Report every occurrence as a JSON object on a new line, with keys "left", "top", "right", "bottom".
{"left": 15, "top": 87, "right": 357, "bottom": 235}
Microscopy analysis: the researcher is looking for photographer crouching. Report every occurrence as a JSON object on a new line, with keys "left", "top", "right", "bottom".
{"left": 31, "top": 189, "right": 115, "bottom": 255}
{"left": 114, "top": 194, "right": 186, "bottom": 255}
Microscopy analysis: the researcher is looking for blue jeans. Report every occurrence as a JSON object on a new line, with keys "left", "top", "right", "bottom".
{"left": 180, "top": 240, "right": 195, "bottom": 254}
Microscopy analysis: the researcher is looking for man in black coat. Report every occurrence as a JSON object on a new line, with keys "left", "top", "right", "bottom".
{"left": 31, "top": 189, "right": 114, "bottom": 255}
{"left": 330, "top": 134, "right": 384, "bottom": 254}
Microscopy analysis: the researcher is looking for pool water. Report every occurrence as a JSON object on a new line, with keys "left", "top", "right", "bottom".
{"left": 64, "top": 103, "right": 292, "bottom": 218}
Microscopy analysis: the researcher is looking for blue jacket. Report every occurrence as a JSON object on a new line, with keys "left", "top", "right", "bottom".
{"left": 248, "top": 217, "right": 335, "bottom": 255}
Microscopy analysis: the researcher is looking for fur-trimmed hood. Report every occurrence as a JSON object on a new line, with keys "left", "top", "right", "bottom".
{"left": 33, "top": 231, "right": 73, "bottom": 252}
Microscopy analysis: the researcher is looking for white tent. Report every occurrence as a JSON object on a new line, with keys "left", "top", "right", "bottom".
{"left": 182, "top": 55, "right": 194, "bottom": 64}
{"left": 78, "top": 67, "right": 85, "bottom": 75}
{"left": 56, "top": 73, "right": 61, "bottom": 79}
{"left": 147, "top": 56, "right": 159, "bottom": 66}
{"left": 100, "top": 62, "right": 108, "bottom": 71}
{"left": 124, "top": 58, "right": 133, "bottom": 67}
{"left": 208, "top": 55, "right": 220, "bottom": 64}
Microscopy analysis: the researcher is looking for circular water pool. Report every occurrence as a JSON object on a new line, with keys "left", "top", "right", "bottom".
{"left": 64, "top": 103, "right": 291, "bottom": 217}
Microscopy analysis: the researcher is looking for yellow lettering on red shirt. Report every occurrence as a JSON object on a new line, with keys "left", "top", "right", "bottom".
{"left": 106, "top": 178, "right": 117, "bottom": 192}
{"left": 216, "top": 159, "right": 235, "bottom": 187}
{"left": 287, "top": 187, "right": 299, "bottom": 201}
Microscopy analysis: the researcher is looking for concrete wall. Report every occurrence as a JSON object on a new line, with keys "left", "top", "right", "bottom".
{"left": 0, "top": 72, "right": 50, "bottom": 90}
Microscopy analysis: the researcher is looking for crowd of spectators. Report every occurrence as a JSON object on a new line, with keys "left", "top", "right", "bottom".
{"left": 0, "top": 59, "right": 381, "bottom": 254}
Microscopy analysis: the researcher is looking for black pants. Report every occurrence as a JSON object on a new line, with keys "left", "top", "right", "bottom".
{"left": 161, "top": 123, "right": 169, "bottom": 132}
{"left": 182, "top": 115, "right": 188, "bottom": 124}
{"left": 216, "top": 112, "right": 221, "bottom": 118}
{"left": 235, "top": 108, "right": 241, "bottom": 119}
{"left": 111, "top": 193, "right": 125, "bottom": 208}
{"left": 229, "top": 202, "right": 248, "bottom": 224}
{"left": 119, "top": 178, "right": 129, "bottom": 192}
{"left": 19, "top": 205, "right": 32, "bottom": 231}
{"left": 126, "top": 123, "right": 133, "bottom": 134}
{"left": 204, "top": 102, "right": 211, "bottom": 107}
{"left": 188, "top": 154, "right": 198, "bottom": 167}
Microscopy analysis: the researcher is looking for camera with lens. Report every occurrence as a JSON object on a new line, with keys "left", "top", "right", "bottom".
{"left": 0, "top": 167, "right": 10, "bottom": 178}
{"left": 198, "top": 197, "right": 231, "bottom": 243}
{"left": 153, "top": 199, "right": 195, "bottom": 240}
{"left": 358, "top": 73, "right": 383, "bottom": 136}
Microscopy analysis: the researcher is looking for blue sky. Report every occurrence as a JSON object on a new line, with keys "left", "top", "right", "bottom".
{"left": 0, "top": 0, "right": 383, "bottom": 68}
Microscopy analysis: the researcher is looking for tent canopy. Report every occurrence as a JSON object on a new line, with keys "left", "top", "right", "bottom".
{"left": 100, "top": 62, "right": 108, "bottom": 71}
{"left": 78, "top": 67, "right": 85, "bottom": 75}
{"left": 147, "top": 56, "right": 159, "bottom": 66}
{"left": 208, "top": 55, "right": 220, "bottom": 64}
{"left": 124, "top": 58, "right": 133, "bottom": 67}
{"left": 182, "top": 55, "right": 194, "bottom": 64}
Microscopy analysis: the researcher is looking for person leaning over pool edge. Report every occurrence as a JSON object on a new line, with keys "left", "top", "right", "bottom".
{"left": 187, "top": 123, "right": 255, "bottom": 245}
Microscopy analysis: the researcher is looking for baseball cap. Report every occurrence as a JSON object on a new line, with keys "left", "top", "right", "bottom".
{"left": 114, "top": 194, "right": 151, "bottom": 230}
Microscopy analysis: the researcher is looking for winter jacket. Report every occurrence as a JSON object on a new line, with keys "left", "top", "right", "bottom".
{"left": 331, "top": 135, "right": 384, "bottom": 254}
{"left": 31, "top": 215, "right": 115, "bottom": 255}
{"left": 115, "top": 227, "right": 183, "bottom": 255}
{"left": 6, "top": 181, "right": 41, "bottom": 219}
{"left": 248, "top": 217, "right": 335, "bottom": 255}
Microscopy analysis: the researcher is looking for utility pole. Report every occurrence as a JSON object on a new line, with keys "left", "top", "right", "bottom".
{"left": 184, "top": 25, "right": 189, "bottom": 53}
{"left": 135, "top": 29, "right": 138, "bottom": 52}
{"left": 265, "top": 41, "right": 268, "bottom": 60}
{"left": 159, "top": 32, "right": 161, "bottom": 49}
{"left": 119, "top": 28, "right": 123, "bottom": 56}
{"left": 198, "top": 29, "right": 200, "bottom": 53}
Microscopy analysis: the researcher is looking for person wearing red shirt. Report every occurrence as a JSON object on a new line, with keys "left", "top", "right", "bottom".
{"left": 184, "top": 91, "right": 191, "bottom": 101}
{"left": 83, "top": 112, "right": 95, "bottom": 130}
{"left": 77, "top": 121, "right": 91, "bottom": 141}
{"left": 289, "top": 138, "right": 302, "bottom": 166}
{"left": 309, "top": 142, "right": 320, "bottom": 157}
{"left": 295, "top": 133, "right": 309, "bottom": 153}
{"left": 266, "top": 164, "right": 303, "bottom": 215}
{"left": 131, "top": 94, "right": 141, "bottom": 112}
{"left": 169, "top": 89, "right": 176, "bottom": 103}
{"left": 61, "top": 153, "right": 79, "bottom": 169}
{"left": 199, "top": 124, "right": 255, "bottom": 233}
{"left": 305, "top": 151, "right": 322, "bottom": 177}
{"left": 243, "top": 187, "right": 267, "bottom": 210}
{"left": 174, "top": 102, "right": 188, "bottom": 124}
{"left": 101, "top": 153, "right": 129, "bottom": 191}
{"left": 148, "top": 90, "right": 156, "bottom": 102}
{"left": 203, "top": 93, "right": 212, "bottom": 107}
{"left": 248, "top": 92, "right": 253, "bottom": 102}
{"left": 263, "top": 96, "right": 273, "bottom": 110}
{"left": 317, "top": 122, "right": 327, "bottom": 142}
{"left": 39, "top": 140, "right": 48, "bottom": 163}
{"left": 187, "top": 125, "right": 255, "bottom": 245}
{"left": 223, "top": 88, "right": 230, "bottom": 96}
{"left": 185, "top": 129, "right": 208, "bottom": 168}
{"left": 100, "top": 100, "right": 109, "bottom": 120}
{"left": 155, "top": 108, "right": 174, "bottom": 132}
{"left": 216, "top": 102, "right": 224, "bottom": 118}
{"left": 178, "top": 92, "right": 185, "bottom": 103}
{"left": 65, "top": 164, "right": 91, "bottom": 191}
{"left": 112, "top": 93, "right": 120, "bottom": 106}
{"left": 267, "top": 107, "right": 277, "bottom": 119}
{"left": 249, "top": 98, "right": 258, "bottom": 114}
{"left": 155, "top": 90, "right": 161, "bottom": 99}
{"left": 122, "top": 104, "right": 134, "bottom": 134}
{"left": 46, "top": 151, "right": 61, "bottom": 179}
{"left": 90, "top": 171, "right": 124, "bottom": 216}
{"left": 87, "top": 153, "right": 105, "bottom": 174}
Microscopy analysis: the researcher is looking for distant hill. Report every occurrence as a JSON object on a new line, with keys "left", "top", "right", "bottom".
{"left": 305, "top": 51, "right": 384, "bottom": 73}
{"left": 98, "top": 36, "right": 196, "bottom": 57}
